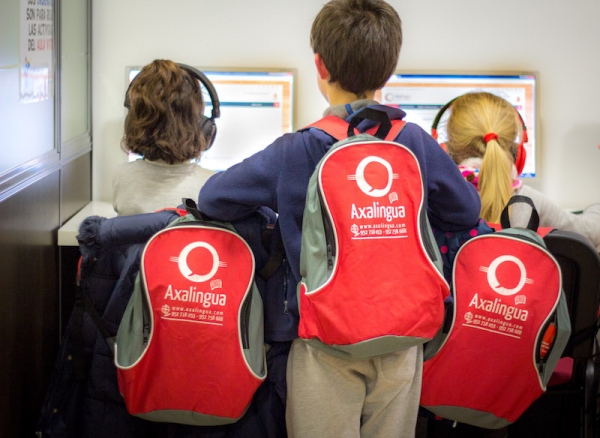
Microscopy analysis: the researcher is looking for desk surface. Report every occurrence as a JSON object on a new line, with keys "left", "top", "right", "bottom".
{"left": 58, "top": 201, "right": 117, "bottom": 246}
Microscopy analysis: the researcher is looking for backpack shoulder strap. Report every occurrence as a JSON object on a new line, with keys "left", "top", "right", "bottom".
{"left": 305, "top": 114, "right": 406, "bottom": 142}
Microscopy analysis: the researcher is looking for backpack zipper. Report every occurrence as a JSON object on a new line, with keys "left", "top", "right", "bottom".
{"left": 240, "top": 296, "right": 251, "bottom": 349}
{"left": 318, "top": 190, "right": 336, "bottom": 270}
{"left": 282, "top": 257, "right": 289, "bottom": 314}
{"left": 143, "top": 323, "right": 150, "bottom": 346}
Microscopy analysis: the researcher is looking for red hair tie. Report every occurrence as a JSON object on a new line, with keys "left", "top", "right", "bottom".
{"left": 483, "top": 132, "right": 498, "bottom": 144}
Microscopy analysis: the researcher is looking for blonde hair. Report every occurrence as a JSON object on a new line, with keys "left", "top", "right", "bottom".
{"left": 446, "top": 92, "right": 521, "bottom": 223}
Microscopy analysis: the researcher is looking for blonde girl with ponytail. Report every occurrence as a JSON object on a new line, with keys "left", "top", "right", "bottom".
{"left": 445, "top": 91, "right": 600, "bottom": 250}
{"left": 445, "top": 92, "right": 521, "bottom": 223}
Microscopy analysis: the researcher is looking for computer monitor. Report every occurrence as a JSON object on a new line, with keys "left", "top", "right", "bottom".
{"left": 376, "top": 72, "right": 537, "bottom": 177}
{"left": 125, "top": 66, "right": 295, "bottom": 171}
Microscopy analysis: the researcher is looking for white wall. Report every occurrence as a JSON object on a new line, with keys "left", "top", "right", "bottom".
{"left": 93, "top": 0, "right": 600, "bottom": 210}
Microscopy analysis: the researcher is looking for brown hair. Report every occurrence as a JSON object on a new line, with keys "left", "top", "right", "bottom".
{"left": 310, "top": 0, "right": 402, "bottom": 98}
{"left": 446, "top": 92, "right": 522, "bottom": 223}
{"left": 121, "top": 59, "right": 206, "bottom": 163}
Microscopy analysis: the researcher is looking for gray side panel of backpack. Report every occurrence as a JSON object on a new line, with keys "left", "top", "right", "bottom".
{"left": 501, "top": 227, "right": 571, "bottom": 386}
{"left": 299, "top": 134, "right": 370, "bottom": 292}
{"left": 115, "top": 273, "right": 148, "bottom": 368}
{"left": 298, "top": 161, "right": 332, "bottom": 294}
{"left": 245, "top": 284, "right": 266, "bottom": 378}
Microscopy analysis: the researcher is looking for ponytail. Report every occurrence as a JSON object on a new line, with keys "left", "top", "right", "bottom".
{"left": 446, "top": 92, "right": 522, "bottom": 223}
{"left": 478, "top": 139, "right": 513, "bottom": 223}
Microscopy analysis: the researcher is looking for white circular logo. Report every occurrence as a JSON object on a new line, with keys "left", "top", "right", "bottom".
{"left": 354, "top": 156, "right": 393, "bottom": 197}
{"left": 178, "top": 242, "right": 219, "bottom": 283}
{"left": 486, "top": 255, "right": 527, "bottom": 296}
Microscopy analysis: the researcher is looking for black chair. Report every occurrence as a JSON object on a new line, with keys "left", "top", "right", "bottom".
{"left": 508, "top": 229, "right": 600, "bottom": 438}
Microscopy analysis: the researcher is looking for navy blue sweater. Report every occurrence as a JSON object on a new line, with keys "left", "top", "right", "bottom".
{"left": 198, "top": 103, "right": 481, "bottom": 340}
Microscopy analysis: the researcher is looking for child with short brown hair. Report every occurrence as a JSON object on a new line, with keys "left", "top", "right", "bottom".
{"left": 198, "top": 1, "right": 481, "bottom": 436}
{"left": 113, "top": 59, "right": 215, "bottom": 215}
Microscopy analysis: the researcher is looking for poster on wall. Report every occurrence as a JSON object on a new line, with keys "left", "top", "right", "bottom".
{"left": 20, "top": 0, "right": 53, "bottom": 103}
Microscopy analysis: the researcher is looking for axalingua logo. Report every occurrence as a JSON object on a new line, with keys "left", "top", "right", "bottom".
{"left": 480, "top": 255, "right": 533, "bottom": 296}
{"left": 348, "top": 155, "right": 405, "bottom": 222}
{"left": 171, "top": 241, "right": 226, "bottom": 283}
{"left": 163, "top": 241, "right": 228, "bottom": 307}
{"left": 350, "top": 156, "right": 397, "bottom": 198}
{"left": 468, "top": 254, "right": 533, "bottom": 322}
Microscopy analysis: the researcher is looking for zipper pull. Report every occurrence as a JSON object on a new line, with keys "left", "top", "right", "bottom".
{"left": 540, "top": 322, "right": 557, "bottom": 360}
{"left": 143, "top": 323, "right": 150, "bottom": 345}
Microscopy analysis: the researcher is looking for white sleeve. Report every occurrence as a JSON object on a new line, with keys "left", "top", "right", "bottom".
{"left": 517, "top": 185, "right": 600, "bottom": 251}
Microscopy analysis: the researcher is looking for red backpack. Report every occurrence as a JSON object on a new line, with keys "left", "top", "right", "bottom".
{"left": 115, "top": 200, "right": 266, "bottom": 425}
{"left": 297, "top": 108, "right": 450, "bottom": 359}
{"left": 420, "top": 196, "right": 571, "bottom": 428}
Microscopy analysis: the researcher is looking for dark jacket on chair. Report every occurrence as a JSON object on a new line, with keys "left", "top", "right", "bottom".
{"left": 36, "top": 208, "right": 289, "bottom": 438}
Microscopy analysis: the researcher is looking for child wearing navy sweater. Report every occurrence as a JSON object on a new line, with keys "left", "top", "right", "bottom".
{"left": 198, "top": 1, "right": 481, "bottom": 436}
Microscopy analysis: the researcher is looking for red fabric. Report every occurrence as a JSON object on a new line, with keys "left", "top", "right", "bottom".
{"left": 76, "top": 256, "right": 83, "bottom": 283}
{"left": 154, "top": 207, "right": 188, "bottom": 216}
{"left": 515, "top": 144, "right": 527, "bottom": 175}
{"left": 117, "top": 226, "right": 264, "bottom": 419}
{"left": 548, "top": 357, "right": 574, "bottom": 386}
{"left": 483, "top": 132, "right": 498, "bottom": 144}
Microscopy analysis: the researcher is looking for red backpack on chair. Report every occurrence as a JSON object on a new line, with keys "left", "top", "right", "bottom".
{"left": 420, "top": 196, "right": 571, "bottom": 429}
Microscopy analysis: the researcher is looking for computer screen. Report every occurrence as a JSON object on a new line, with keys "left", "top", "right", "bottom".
{"left": 126, "top": 66, "right": 295, "bottom": 171}
{"left": 376, "top": 72, "right": 537, "bottom": 177}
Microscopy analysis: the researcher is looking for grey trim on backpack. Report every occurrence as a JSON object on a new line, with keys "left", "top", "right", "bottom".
{"left": 304, "top": 335, "right": 429, "bottom": 359}
{"left": 133, "top": 409, "right": 242, "bottom": 427}
{"left": 424, "top": 406, "right": 511, "bottom": 430}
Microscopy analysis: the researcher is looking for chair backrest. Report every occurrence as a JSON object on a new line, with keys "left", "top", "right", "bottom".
{"left": 543, "top": 229, "right": 600, "bottom": 384}
{"left": 510, "top": 229, "right": 600, "bottom": 438}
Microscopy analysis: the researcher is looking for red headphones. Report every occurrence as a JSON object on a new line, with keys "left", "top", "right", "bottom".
{"left": 431, "top": 96, "right": 528, "bottom": 175}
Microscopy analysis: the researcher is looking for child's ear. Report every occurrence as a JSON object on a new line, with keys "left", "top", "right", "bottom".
{"left": 314, "top": 53, "right": 330, "bottom": 81}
